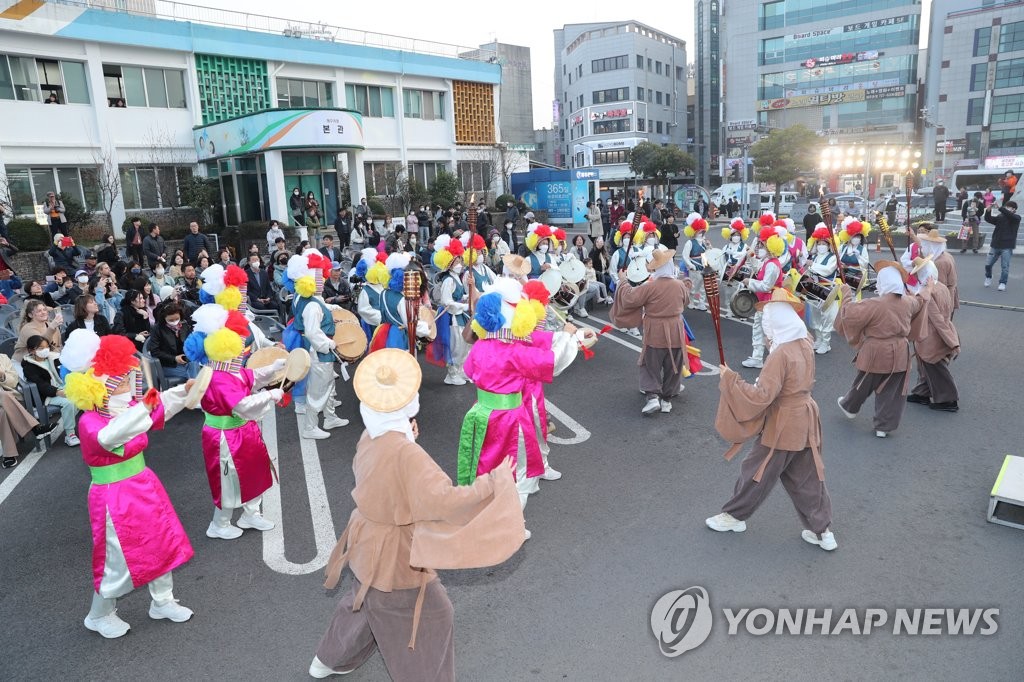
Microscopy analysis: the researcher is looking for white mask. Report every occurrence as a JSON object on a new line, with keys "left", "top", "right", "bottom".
{"left": 646, "top": 237, "right": 658, "bottom": 246}
{"left": 108, "top": 391, "right": 131, "bottom": 415}
{"left": 452, "top": 263, "right": 464, "bottom": 274}
{"left": 817, "top": 244, "right": 829, "bottom": 255}
{"left": 539, "top": 243, "right": 549, "bottom": 253}
{"left": 851, "top": 236, "right": 861, "bottom": 246}
{"left": 77, "top": 275, "right": 89, "bottom": 284}
{"left": 155, "top": 267, "right": 164, "bottom": 275}
{"left": 34, "top": 348, "right": 50, "bottom": 359}
{"left": 731, "top": 235, "right": 741, "bottom": 244}
{"left": 757, "top": 248, "right": 768, "bottom": 259}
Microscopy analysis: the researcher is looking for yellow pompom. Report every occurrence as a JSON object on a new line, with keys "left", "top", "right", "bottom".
{"left": 215, "top": 285, "right": 242, "bottom": 311}
{"left": 295, "top": 276, "right": 316, "bottom": 298}
{"left": 838, "top": 230, "right": 852, "bottom": 244}
{"left": 205, "top": 328, "right": 244, "bottom": 362}
{"left": 64, "top": 369, "right": 107, "bottom": 411}
{"left": 860, "top": 222, "right": 872, "bottom": 237}
{"left": 510, "top": 299, "right": 539, "bottom": 337}
{"left": 684, "top": 226, "right": 696, "bottom": 239}
{"left": 785, "top": 232, "right": 795, "bottom": 245}
{"left": 527, "top": 299, "right": 545, "bottom": 322}
{"left": 765, "top": 235, "right": 786, "bottom": 257}
{"left": 752, "top": 220, "right": 762, "bottom": 232}
{"left": 525, "top": 232, "right": 540, "bottom": 252}
{"left": 741, "top": 228, "right": 750, "bottom": 241}
{"left": 432, "top": 250, "right": 454, "bottom": 272}
{"left": 721, "top": 227, "right": 732, "bottom": 241}
{"left": 367, "top": 262, "right": 389, "bottom": 285}
{"left": 470, "top": 319, "right": 487, "bottom": 339}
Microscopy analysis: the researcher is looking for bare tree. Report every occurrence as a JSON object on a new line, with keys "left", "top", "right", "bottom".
{"left": 458, "top": 146, "right": 520, "bottom": 207}
{"left": 84, "top": 146, "right": 121, "bottom": 230}
{"left": 0, "top": 172, "right": 12, "bottom": 223}
{"left": 129, "top": 126, "right": 196, "bottom": 219}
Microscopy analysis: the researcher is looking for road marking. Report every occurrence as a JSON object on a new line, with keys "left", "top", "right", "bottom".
{"left": 0, "top": 447, "right": 46, "bottom": 509}
{"left": 581, "top": 314, "right": 720, "bottom": 376}
{"left": 961, "top": 299, "right": 1024, "bottom": 313}
{"left": 546, "top": 401, "right": 591, "bottom": 445}
{"left": 260, "top": 408, "right": 339, "bottom": 576}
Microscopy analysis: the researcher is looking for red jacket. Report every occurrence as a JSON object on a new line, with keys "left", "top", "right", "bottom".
{"left": 610, "top": 205, "right": 625, "bottom": 226}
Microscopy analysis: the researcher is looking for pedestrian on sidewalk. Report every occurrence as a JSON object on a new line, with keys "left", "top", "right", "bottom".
{"left": 983, "top": 201, "right": 1020, "bottom": 291}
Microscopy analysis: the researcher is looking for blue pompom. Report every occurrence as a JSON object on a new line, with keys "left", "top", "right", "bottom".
{"left": 183, "top": 331, "right": 208, "bottom": 364}
{"left": 199, "top": 289, "right": 215, "bottom": 305}
{"left": 355, "top": 260, "right": 369, "bottom": 278}
{"left": 388, "top": 268, "right": 404, "bottom": 292}
{"left": 474, "top": 292, "right": 505, "bottom": 332}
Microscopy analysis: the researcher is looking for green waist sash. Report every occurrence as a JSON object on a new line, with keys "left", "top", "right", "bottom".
{"left": 456, "top": 390, "right": 522, "bottom": 486}
{"left": 204, "top": 413, "right": 247, "bottom": 430}
{"left": 90, "top": 454, "right": 146, "bottom": 485}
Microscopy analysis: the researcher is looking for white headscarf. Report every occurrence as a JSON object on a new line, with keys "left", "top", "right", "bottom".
{"left": 876, "top": 267, "right": 906, "bottom": 296}
{"left": 919, "top": 239, "right": 945, "bottom": 257}
{"left": 909, "top": 262, "right": 939, "bottom": 294}
{"left": 761, "top": 302, "right": 808, "bottom": 351}
{"left": 651, "top": 260, "right": 678, "bottom": 279}
{"left": 359, "top": 394, "right": 420, "bottom": 441}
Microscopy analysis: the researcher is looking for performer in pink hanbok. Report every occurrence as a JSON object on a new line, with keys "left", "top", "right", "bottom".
{"left": 61, "top": 330, "right": 196, "bottom": 639}
{"left": 185, "top": 303, "right": 286, "bottom": 540}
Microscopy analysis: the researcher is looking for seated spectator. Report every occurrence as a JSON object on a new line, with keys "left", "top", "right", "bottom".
{"left": 216, "top": 248, "right": 233, "bottom": 267}
{"left": 267, "top": 219, "right": 285, "bottom": 252}
{"left": 59, "top": 269, "right": 89, "bottom": 306}
{"left": 95, "top": 233, "right": 119, "bottom": 267}
{"left": 246, "top": 243, "right": 262, "bottom": 263}
{"left": 82, "top": 251, "right": 99, "bottom": 277}
{"left": 0, "top": 352, "right": 41, "bottom": 469}
{"left": 195, "top": 255, "right": 212, "bottom": 275}
{"left": 118, "top": 261, "right": 143, "bottom": 290}
{"left": 25, "top": 280, "right": 58, "bottom": 308}
{"left": 244, "top": 252, "right": 274, "bottom": 311}
{"left": 62, "top": 294, "right": 112, "bottom": 341}
{"left": 48, "top": 234, "right": 86, "bottom": 271}
{"left": 45, "top": 267, "right": 68, "bottom": 295}
{"left": 176, "top": 263, "right": 201, "bottom": 304}
{"left": 138, "top": 279, "right": 161, "bottom": 322}
{"left": 150, "top": 302, "right": 200, "bottom": 380}
{"left": 167, "top": 253, "right": 186, "bottom": 280}
{"left": 323, "top": 261, "right": 351, "bottom": 307}
{"left": 90, "top": 272, "right": 122, "bottom": 322}
{"left": 150, "top": 261, "right": 174, "bottom": 293}
{"left": 272, "top": 237, "right": 288, "bottom": 260}
{"left": 112, "top": 289, "right": 152, "bottom": 351}
{"left": 0, "top": 235, "right": 22, "bottom": 298}
{"left": 21, "top": 335, "right": 78, "bottom": 447}
{"left": 14, "top": 300, "right": 62, "bottom": 363}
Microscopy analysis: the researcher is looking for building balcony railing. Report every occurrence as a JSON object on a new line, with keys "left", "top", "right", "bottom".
{"left": 49, "top": 0, "right": 496, "bottom": 62}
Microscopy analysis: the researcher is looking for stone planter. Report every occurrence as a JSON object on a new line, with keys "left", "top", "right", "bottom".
{"left": 945, "top": 234, "right": 986, "bottom": 251}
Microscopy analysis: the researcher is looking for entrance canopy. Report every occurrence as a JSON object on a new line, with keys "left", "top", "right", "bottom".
{"left": 193, "top": 107, "right": 364, "bottom": 161}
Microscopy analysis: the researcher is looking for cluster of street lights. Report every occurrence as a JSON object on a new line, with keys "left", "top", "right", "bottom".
{"left": 820, "top": 145, "right": 922, "bottom": 172}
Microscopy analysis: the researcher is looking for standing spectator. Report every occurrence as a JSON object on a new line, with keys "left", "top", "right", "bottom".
{"left": 586, "top": 200, "right": 602, "bottom": 242}
{"left": 305, "top": 191, "right": 322, "bottom": 242}
{"left": 183, "top": 221, "right": 210, "bottom": 265}
{"left": 334, "top": 207, "right": 352, "bottom": 250}
{"left": 660, "top": 214, "right": 679, "bottom": 250}
{"left": 290, "top": 188, "right": 306, "bottom": 229}
{"left": 245, "top": 251, "right": 274, "bottom": 312}
{"left": 803, "top": 204, "right": 821, "bottom": 240}
{"left": 955, "top": 187, "right": 968, "bottom": 212}
{"left": 476, "top": 201, "right": 491, "bottom": 231}
{"left": 609, "top": 198, "right": 625, "bottom": 229}
{"left": 885, "top": 194, "right": 899, "bottom": 226}
{"left": 266, "top": 219, "right": 285, "bottom": 252}
{"left": 142, "top": 223, "right": 166, "bottom": 269}
{"left": 21, "top": 335, "right": 79, "bottom": 447}
{"left": 320, "top": 234, "right": 342, "bottom": 263}
{"left": 983, "top": 188, "right": 996, "bottom": 208}
{"left": 599, "top": 198, "right": 610, "bottom": 239}
{"left": 727, "top": 196, "right": 740, "bottom": 219}
{"left": 960, "top": 192, "right": 985, "bottom": 253}
{"left": 693, "top": 196, "right": 709, "bottom": 218}
{"left": 354, "top": 197, "right": 371, "bottom": 223}
{"left": 416, "top": 204, "right": 431, "bottom": 243}
{"left": 150, "top": 302, "right": 200, "bottom": 380}
{"left": 999, "top": 171, "right": 1018, "bottom": 205}
{"left": 112, "top": 290, "right": 151, "bottom": 351}
{"left": 62, "top": 294, "right": 112, "bottom": 340}
{"left": 499, "top": 218, "right": 517, "bottom": 253}
{"left": 503, "top": 199, "right": 520, "bottom": 232}
{"left": 124, "top": 217, "right": 145, "bottom": 266}
{"left": 932, "top": 179, "right": 950, "bottom": 222}
{"left": 14, "top": 300, "right": 62, "bottom": 363}
{"left": 43, "top": 192, "right": 67, "bottom": 239}
{"left": 651, "top": 199, "right": 666, "bottom": 228}
{"left": 95, "top": 233, "right": 118, "bottom": 266}
{"left": 983, "top": 201, "right": 1020, "bottom": 291}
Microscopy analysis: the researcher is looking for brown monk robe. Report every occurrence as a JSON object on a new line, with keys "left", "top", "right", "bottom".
{"left": 707, "top": 291, "right": 835, "bottom": 550}
{"left": 933, "top": 250, "right": 960, "bottom": 314}
{"left": 908, "top": 269, "right": 961, "bottom": 410}
{"left": 610, "top": 249, "right": 692, "bottom": 413}
{"left": 834, "top": 263, "right": 927, "bottom": 436}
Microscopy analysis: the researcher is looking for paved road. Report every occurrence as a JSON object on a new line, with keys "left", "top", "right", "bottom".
{"left": 1, "top": 253, "right": 1022, "bottom": 681}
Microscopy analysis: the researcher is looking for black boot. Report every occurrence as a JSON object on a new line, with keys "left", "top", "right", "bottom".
{"left": 906, "top": 394, "right": 930, "bottom": 405}
{"left": 929, "top": 401, "right": 959, "bottom": 412}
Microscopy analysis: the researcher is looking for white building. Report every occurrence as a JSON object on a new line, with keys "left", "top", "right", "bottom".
{"left": 0, "top": 0, "right": 514, "bottom": 235}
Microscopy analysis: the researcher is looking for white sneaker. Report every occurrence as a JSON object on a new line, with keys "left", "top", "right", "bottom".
{"left": 322, "top": 415, "right": 350, "bottom": 430}
{"left": 65, "top": 433, "right": 80, "bottom": 447}
{"left": 984, "top": 278, "right": 992, "bottom": 287}
{"left": 309, "top": 656, "right": 353, "bottom": 678}
{"left": 998, "top": 283, "right": 1006, "bottom": 291}
{"left": 837, "top": 396, "right": 856, "bottom": 419}
{"left": 540, "top": 466, "right": 562, "bottom": 481}
{"left": 627, "top": 328, "right": 642, "bottom": 338}
{"left": 206, "top": 522, "right": 243, "bottom": 540}
{"left": 443, "top": 372, "right": 466, "bottom": 386}
{"left": 84, "top": 611, "right": 131, "bottom": 638}
{"left": 801, "top": 529, "right": 838, "bottom": 551}
{"left": 660, "top": 399, "right": 672, "bottom": 413}
{"left": 741, "top": 356, "right": 763, "bottom": 369}
{"left": 148, "top": 599, "right": 194, "bottom": 622}
{"left": 294, "top": 402, "right": 307, "bottom": 414}
{"left": 705, "top": 512, "right": 747, "bottom": 533}
{"left": 815, "top": 345, "right": 830, "bottom": 355}
{"left": 237, "top": 512, "right": 275, "bottom": 531}
{"left": 875, "top": 430, "right": 887, "bottom": 438}
{"left": 575, "top": 308, "right": 589, "bottom": 318}
{"left": 641, "top": 397, "right": 661, "bottom": 415}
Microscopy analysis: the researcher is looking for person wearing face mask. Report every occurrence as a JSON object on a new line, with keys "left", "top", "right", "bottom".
{"left": 835, "top": 261, "right": 927, "bottom": 438}
{"left": 367, "top": 252, "right": 432, "bottom": 352}
{"left": 461, "top": 233, "right": 495, "bottom": 290}
{"left": 290, "top": 187, "right": 307, "bottom": 237}
{"left": 607, "top": 220, "right": 652, "bottom": 337}
{"left": 706, "top": 288, "right": 837, "bottom": 552}
{"left": 740, "top": 227, "right": 788, "bottom": 369}
{"left": 681, "top": 213, "right": 711, "bottom": 311}
{"left": 905, "top": 259, "right": 960, "bottom": 412}
{"left": 426, "top": 236, "right": 471, "bottom": 386}
{"left": 524, "top": 224, "right": 556, "bottom": 279}
{"left": 312, "top": 350, "right": 524, "bottom": 680}
{"left": 23, "top": 335, "right": 79, "bottom": 446}
{"left": 485, "top": 230, "right": 507, "bottom": 272}
{"left": 805, "top": 227, "right": 840, "bottom": 355}
{"left": 837, "top": 219, "right": 871, "bottom": 271}
{"left": 245, "top": 254, "right": 274, "bottom": 312}
{"left": 612, "top": 248, "right": 701, "bottom": 415}
{"left": 721, "top": 219, "right": 750, "bottom": 300}
{"left": 149, "top": 261, "right": 172, "bottom": 293}
{"left": 588, "top": 236, "right": 612, "bottom": 302}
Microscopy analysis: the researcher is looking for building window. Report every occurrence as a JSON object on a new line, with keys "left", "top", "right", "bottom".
{"left": 3, "top": 166, "right": 101, "bottom": 215}
{"left": 104, "top": 64, "right": 186, "bottom": 108}
{"left": 0, "top": 54, "right": 89, "bottom": 103}
{"left": 760, "top": 36, "right": 785, "bottom": 66}
{"left": 994, "top": 57, "right": 1024, "bottom": 89}
{"left": 656, "top": 91, "right": 663, "bottom": 105}
{"left": 637, "top": 54, "right": 645, "bottom": 69}
{"left": 363, "top": 162, "right": 402, "bottom": 195}
{"left": 578, "top": 94, "right": 584, "bottom": 108}
{"left": 403, "top": 89, "right": 445, "bottom": 120}
{"left": 991, "top": 92, "right": 1024, "bottom": 124}
{"left": 407, "top": 161, "right": 447, "bottom": 189}
{"left": 568, "top": 72, "right": 572, "bottom": 85}
{"left": 647, "top": 58, "right": 652, "bottom": 72}
{"left": 276, "top": 77, "right": 333, "bottom": 108}
{"left": 760, "top": 0, "right": 785, "bottom": 30}
{"left": 655, "top": 61, "right": 662, "bottom": 75}
{"left": 666, "top": 94, "right": 671, "bottom": 107}
{"left": 592, "top": 87, "right": 629, "bottom": 104}
{"left": 970, "top": 63, "right": 988, "bottom": 91}
{"left": 637, "top": 87, "right": 645, "bottom": 101}
{"left": 457, "top": 161, "right": 492, "bottom": 192}
{"left": 656, "top": 121, "right": 663, "bottom": 134}
{"left": 967, "top": 97, "right": 986, "bottom": 125}
{"left": 345, "top": 84, "right": 395, "bottom": 118}
{"left": 594, "top": 150, "right": 629, "bottom": 165}
{"left": 677, "top": 66, "right": 684, "bottom": 80}
{"left": 119, "top": 165, "right": 193, "bottom": 210}
{"left": 999, "top": 21, "right": 1024, "bottom": 53}
{"left": 592, "top": 55, "right": 629, "bottom": 73}
{"left": 965, "top": 132, "right": 982, "bottom": 157}
{"left": 593, "top": 119, "right": 631, "bottom": 134}
{"left": 974, "top": 27, "right": 992, "bottom": 57}
{"left": 990, "top": 128, "right": 1024, "bottom": 150}
{"left": 637, "top": 118, "right": 645, "bottom": 131}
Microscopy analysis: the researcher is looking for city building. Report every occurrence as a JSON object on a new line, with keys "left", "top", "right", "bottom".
{"left": 695, "top": 0, "right": 723, "bottom": 188}
{"left": 0, "top": 0, "right": 507, "bottom": 235}
{"left": 923, "top": 0, "right": 1024, "bottom": 180}
{"left": 553, "top": 21, "right": 688, "bottom": 195}
{"left": 716, "top": 0, "right": 923, "bottom": 197}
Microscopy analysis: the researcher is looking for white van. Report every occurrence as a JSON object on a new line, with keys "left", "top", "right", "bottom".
{"left": 710, "top": 183, "right": 759, "bottom": 207}
{"left": 759, "top": 192, "right": 799, "bottom": 217}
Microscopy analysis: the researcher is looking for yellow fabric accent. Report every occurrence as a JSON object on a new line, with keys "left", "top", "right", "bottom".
{"left": 510, "top": 300, "right": 539, "bottom": 337}
{"left": 205, "top": 328, "right": 244, "bottom": 362}
{"left": 765, "top": 235, "right": 786, "bottom": 257}
{"left": 65, "top": 369, "right": 107, "bottom": 411}
{"left": 470, "top": 319, "right": 487, "bottom": 339}
{"left": 684, "top": 226, "right": 696, "bottom": 239}
{"left": 294, "top": 276, "right": 316, "bottom": 298}
{"left": 366, "top": 262, "right": 390, "bottom": 285}
{"left": 215, "top": 285, "right": 242, "bottom": 311}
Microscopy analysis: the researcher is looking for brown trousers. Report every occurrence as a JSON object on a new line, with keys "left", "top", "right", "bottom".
{"left": 911, "top": 358, "right": 958, "bottom": 404}
{"left": 315, "top": 578, "right": 455, "bottom": 682}
{"left": 0, "top": 391, "right": 39, "bottom": 455}
{"left": 840, "top": 370, "right": 907, "bottom": 432}
{"left": 639, "top": 346, "right": 684, "bottom": 399}
{"left": 722, "top": 441, "right": 833, "bottom": 535}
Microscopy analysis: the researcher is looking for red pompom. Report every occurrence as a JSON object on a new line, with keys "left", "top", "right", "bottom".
{"left": 730, "top": 218, "right": 745, "bottom": 231}
{"left": 223, "top": 265, "right": 248, "bottom": 287}
{"left": 448, "top": 240, "right": 465, "bottom": 257}
{"left": 618, "top": 221, "right": 633, "bottom": 234}
{"left": 534, "top": 224, "right": 553, "bottom": 239}
{"left": 642, "top": 220, "right": 658, "bottom": 233}
{"left": 225, "top": 310, "right": 250, "bottom": 337}
{"left": 92, "top": 335, "right": 139, "bottom": 378}
{"left": 376, "top": 252, "right": 388, "bottom": 263}
{"left": 470, "top": 234, "right": 486, "bottom": 249}
{"left": 522, "top": 280, "right": 551, "bottom": 306}
{"left": 692, "top": 218, "right": 708, "bottom": 232}
{"left": 553, "top": 228, "right": 567, "bottom": 242}
{"left": 811, "top": 226, "right": 832, "bottom": 241}
{"left": 758, "top": 226, "right": 777, "bottom": 243}
{"left": 760, "top": 213, "right": 776, "bottom": 226}
{"left": 142, "top": 387, "right": 161, "bottom": 411}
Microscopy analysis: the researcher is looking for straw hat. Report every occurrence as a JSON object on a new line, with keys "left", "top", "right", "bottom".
{"left": 874, "top": 259, "right": 909, "bottom": 283}
{"left": 501, "top": 254, "right": 531, "bottom": 277}
{"left": 646, "top": 248, "right": 675, "bottom": 272}
{"left": 754, "top": 287, "right": 805, "bottom": 314}
{"left": 353, "top": 348, "right": 422, "bottom": 412}
{"left": 919, "top": 228, "right": 947, "bottom": 243}
{"left": 909, "top": 255, "right": 934, "bottom": 276}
